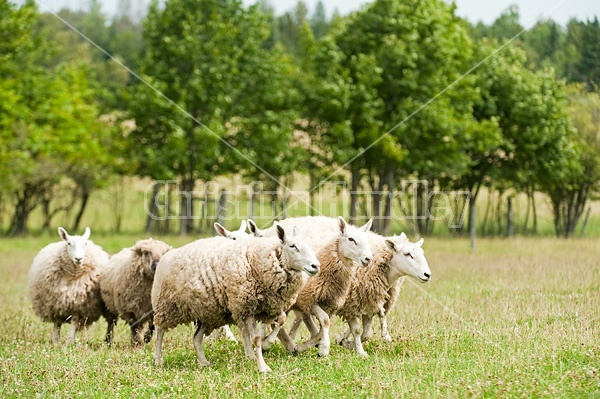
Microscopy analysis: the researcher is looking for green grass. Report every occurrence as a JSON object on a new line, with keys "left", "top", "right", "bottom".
{"left": 1, "top": 236, "right": 599, "bottom": 398}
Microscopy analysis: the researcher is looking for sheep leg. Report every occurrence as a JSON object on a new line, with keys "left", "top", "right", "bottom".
{"left": 310, "top": 305, "right": 331, "bottom": 357}
{"left": 130, "top": 323, "right": 144, "bottom": 347}
{"left": 154, "top": 326, "right": 165, "bottom": 367}
{"left": 104, "top": 317, "right": 117, "bottom": 347}
{"left": 295, "top": 310, "right": 323, "bottom": 353}
{"left": 288, "top": 310, "right": 305, "bottom": 340}
{"left": 52, "top": 322, "right": 61, "bottom": 345}
{"left": 143, "top": 321, "right": 155, "bottom": 344}
{"left": 361, "top": 314, "right": 374, "bottom": 343}
{"left": 192, "top": 322, "right": 210, "bottom": 367}
{"left": 66, "top": 315, "right": 79, "bottom": 346}
{"left": 336, "top": 327, "right": 351, "bottom": 345}
{"left": 221, "top": 325, "right": 237, "bottom": 342}
{"left": 348, "top": 317, "right": 368, "bottom": 357}
{"left": 239, "top": 322, "right": 256, "bottom": 360}
{"left": 276, "top": 327, "right": 298, "bottom": 355}
{"left": 379, "top": 311, "right": 392, "bottom": 342}
{"left": 303, "top": 313, "right": 320, "bottom": 338}
{"left": 262, "top": 313, "right": 286, "bottom": 350}
{"left": 243, "top": 317, "right": 271, "bottom": 373}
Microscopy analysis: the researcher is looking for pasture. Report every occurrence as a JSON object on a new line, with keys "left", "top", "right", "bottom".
{"left": 0, "top": 235, "right": 598, "bottom": 398}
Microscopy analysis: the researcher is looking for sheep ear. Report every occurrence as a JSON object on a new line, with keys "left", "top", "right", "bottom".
{"left": 337, "top": 216, "right": 347, "bottom": 235}
{"left": 214, "top": 222, "right": 229, "bottom": 238}
{"left": 58, "top": 227, "right": 69, "bottom": 241}
{"left": 82, "top": 227, "right": 91, "bottom": 240}
{"left": 360, "top": 219, "right": 373, "bottom": 232}
{"left": 416, "top": 238, "right": 424, "bottom": 247}
{"left": 384, "top": 239, "right": 396, "bottom": 251}
{"left": 399, "top": 232, "right": 407, "bottom": 240}
{"left": 238, "top": 219, "right": 247, "bottom": 233}
{"left": 276, "top": 225, "right": 286, "bottom": 243}
{"left": 293, "top": 226, "right": 300, "bottom": 237}
{"left": 247, "top": 219, "right": 259, "bottom": 235}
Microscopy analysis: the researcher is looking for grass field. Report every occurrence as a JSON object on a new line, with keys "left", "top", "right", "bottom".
{"left": 0, "top": 235, "right": 598, "bottom": 398}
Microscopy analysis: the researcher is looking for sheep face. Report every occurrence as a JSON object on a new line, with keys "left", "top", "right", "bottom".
{"left": 58, "top": 226, "right": 91, "bottom": 266}
{"left": 385, "top": 237, "right": 431, "bottom": 283}
{"left": 277, "top": 225, "right": 320, "bottom": 277}
{"left": 134, "top": 239, "right": 172, "bottom": 277}
{"left": 337, "top": 217, "right": 373, "bottom": 267}
{"left": 214, "top": 220, "right": 249, "bottom": 241}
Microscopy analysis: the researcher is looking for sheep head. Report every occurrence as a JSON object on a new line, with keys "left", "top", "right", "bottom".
{"left": 133, "top": 238, "right": 172, "bottom": 277}
{"left": 385, "top": 235, "right": 431, "bottom": 283}
{"left": 276, "top": 225, "right": 320, "bottom": 277}
{"left": 214, "top": 220, "right": 249, "bottom": 241}
{"left": 58, "top": 226, "right": 91, "bottom": 266}
{"left": 337, "top": 217, "right": 373, "bottom": 267}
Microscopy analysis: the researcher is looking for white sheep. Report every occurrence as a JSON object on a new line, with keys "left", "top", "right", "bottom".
{"left": 100, "top": 238, "right": 172, "bottom": 346}
{"left": 151, "top": 225, "right": 320, "bottom": 373}
{"left": 27, "top": 227, "right": 110, "bottom": 345}
{"left": 278, "top": 217, "right": 373, "bottom": 358}
{"left": 335, "top": 232, "right": 431, "bottom": 356}
{"left": 214, "top": 220, "right": 248, "bottom": 241}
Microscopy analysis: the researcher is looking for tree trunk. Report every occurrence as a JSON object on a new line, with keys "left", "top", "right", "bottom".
{"left": 381, "top": 170, "right": 395, "bottom": 236}
{"left": 217, "top": 189, "right": 227, "bottom": 227}
{"left": 507, "top": 196, "right": 514, "bottom": 237}
{"left": 369, "top": 173, "right": 382, "bottom": 233}
{"left": 522, "top": 189, "right": 531, "bottom": 235}
{"left": 532, "top": 192, "right": 538, "bottom": 234}
{"left": 468, "top": 183, "right": 480, "bottom": 253}
{"left": 179, "top": 177, "right": 195, "bottom": 235}
{"left": 145, "top": 183, "right": 160, "bottom": 234}
{"left": 8, "top": 184, "right": 38, "bottom": 236}
{"left": 349, "top": 166, "right": 360, "bottom": 225}
{"left": 72, "top": 189, "right": 90, "bottom": 232}
{"left": 579, "top": 207, "right": 592, "bottom": 237}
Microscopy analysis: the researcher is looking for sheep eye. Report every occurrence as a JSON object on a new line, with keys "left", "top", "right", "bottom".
{"left": 232, "top": 237, "right": 237, "bottom": 241}
{"left": 67, "top": 242, "right": 72, "bottom": 246}
{"left": 405, "top": 252, "right": 414, "bottom": 259}
{"left": 289, "top": 244, "right": 299, "bottom": 251}
{"left": 348, "top": 237, "right": 356, "bottom": 245}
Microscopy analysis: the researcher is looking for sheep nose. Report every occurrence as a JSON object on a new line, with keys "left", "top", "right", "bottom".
{"left": 424, "top": 273, "right": 431, "bottom": 279}
{"left": 311, "top": 263, "right": 320, "bottom": 272}
{"left": 364, "top": 257, "right": 372, "bottom": 263}
{"left": 74, "top": 257, "right": 83, "bottom": 263}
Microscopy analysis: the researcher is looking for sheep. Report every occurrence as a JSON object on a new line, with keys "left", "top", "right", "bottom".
{"left": 151, "top": 225, "right": 320, "bottom": 373}
{"left": 276, "top": 217, "right": 373, "bottom": 358}
{"left": 27, "top": 227, "right": 110, "bottom": 345}
{"left": 210, "top": 220, "right": 252, "bottom": 342}
{"left": 335, "top": 232, "right": 431, "bottom": 357}
{"left": 100, "top": 238, "right": 172, "bottom": 347}
{"left": 214, "top": 220, "right": 248, "bottom": 241}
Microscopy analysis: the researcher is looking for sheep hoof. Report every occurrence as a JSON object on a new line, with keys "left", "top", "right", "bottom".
{"left": 292, "top": 346, "right": 299, "bottom": 356}
{"left": 357, "top": 351, "right": 369, "bottom": 358}
{"left": 155, "top": 359, "right": 164, "bottom": 367}
{"left": 259, "top": 365, "right": 272, "bottom": 373}
{"left": 383, "top": 335, "right": 392, "bottom": 342}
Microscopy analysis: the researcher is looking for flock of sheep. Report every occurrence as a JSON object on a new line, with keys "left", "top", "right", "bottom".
{"left": 27, "top": 216, "right": 431, "bottom": 373}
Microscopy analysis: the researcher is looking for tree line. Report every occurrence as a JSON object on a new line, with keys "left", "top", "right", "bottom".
{"left": 1, "top": 0, "right": 599, "bottom": 237}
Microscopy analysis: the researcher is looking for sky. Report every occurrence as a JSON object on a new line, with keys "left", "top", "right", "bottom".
{"left": 32, "top": 0, "right": 600, "bottom": 28}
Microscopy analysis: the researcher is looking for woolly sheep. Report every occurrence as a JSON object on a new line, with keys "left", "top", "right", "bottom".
{"left": 335, "top": 232, "right": 431, "bottom": 357}
{"left": 27, "top": 227, "right": 110, "bottom": 345}
{"left": 100, "top": 238, "right": 172, "bottom": 347}
{"left": 151, "top": 225, "right": 320, "bottom": 373}
{"left": 280, "top": 217, "right": 373, "bottom": 358}
{"left": 211, "top": 220, "right": 252, "bottom": 342}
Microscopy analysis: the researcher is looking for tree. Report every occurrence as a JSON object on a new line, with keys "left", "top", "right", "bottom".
{"left": 130, "top": 0, "right": 287, "bottom": 234}
{"left": 326, "top": 0, "right": 486, "bottom": 235}
{"left": 542, "top": 84, "right": 600, "bottom": 237}
{"left": 0, "top": 1, "right": 120, "bottom": 235}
